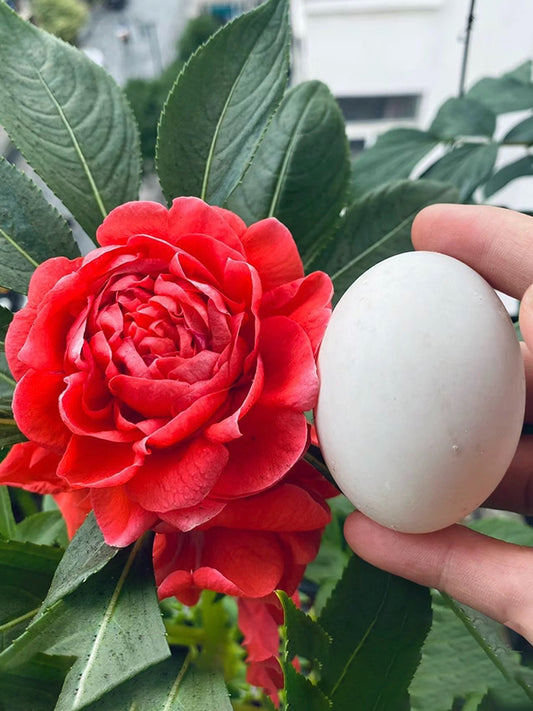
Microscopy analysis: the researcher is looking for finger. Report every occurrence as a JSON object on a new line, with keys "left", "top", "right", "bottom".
{"left": 412, "top": 204, "right": 533, "bottom": 299}
{"left": 344, "top": 511, "right": 533, "bottom": 642}
{"left": 485, "top": 435, "right": 533, "bottom": 514}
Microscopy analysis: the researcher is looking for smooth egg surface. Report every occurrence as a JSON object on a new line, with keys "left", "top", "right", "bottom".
{"left": 315, "top": 251, "right": 526, "bottom": 533}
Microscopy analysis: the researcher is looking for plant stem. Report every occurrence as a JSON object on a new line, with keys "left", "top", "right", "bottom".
{"left": 459, "top": 0, "right": 476, "bottom": 97}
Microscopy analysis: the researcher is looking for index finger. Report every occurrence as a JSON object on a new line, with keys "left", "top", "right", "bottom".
{"left": 412, "top": 204, "right": 533, "bottom": 299}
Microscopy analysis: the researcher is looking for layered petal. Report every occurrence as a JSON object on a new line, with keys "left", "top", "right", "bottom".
{"left": 0, "top": 442, "right": 65, "bottom": 493}
{"left": 91, "top": 485, "right": 157, "bottom": 546}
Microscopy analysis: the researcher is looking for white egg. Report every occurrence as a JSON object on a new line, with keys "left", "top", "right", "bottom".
{"left": 315, "top": 251, "right": 526, "bottom": 533}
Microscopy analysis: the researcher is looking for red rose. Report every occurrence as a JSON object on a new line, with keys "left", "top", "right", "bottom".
{"left": 153, "top": 460, "right": 336, "bottom": 605}
{"left": 0, "top": 198, "right": 333, "bottom": 546}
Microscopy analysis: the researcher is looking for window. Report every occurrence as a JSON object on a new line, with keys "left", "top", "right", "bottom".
{"left": 336, "top": 95, "right": 420, "bottom": 122}
{"left": 349, "top": 139, "right": 365, "bottom": 156}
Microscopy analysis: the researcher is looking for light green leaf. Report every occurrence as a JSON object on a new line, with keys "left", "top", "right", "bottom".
{"left": 467, "top": 75, "right": 533, "bottom": 114}
{"left": 226, "top": 81, "right": 349, "bottom": 266}
{"left": 350, "top": 129, "right": 438, "bottom": 198}
{"left": 283, "top": 661, "right": 331, "bottom": 711}
{"left": 468, "top": 516, "right": 533, "bottom": 546}
{"left": 502, "top": 116, "right": 533, "bottom": 145}
{"left": 503, "top": 61, "right": 532, "bottom": 84}
{"left": 278, "top": 591, "right": 331, "bottom": 665}
{"left": 0, "top": 653, "right": 73, "bottom": 711}
{"left": 318, "top": 555, "right": 432, "bottom": 711}
{"left": 157, "top": 0, "right": 289, "bottom": 206}
{"left": 0, "top": 534, "right": 170, "bottom": 710}
{"left": 0, "top": 2, "right": 141, "bottom": 238}
{"left": 0, "top": 486, "right": 16, "bottom": 540}
{"left": 0, "top": 158, "right": 78, "bottom": 293}
{"left": 429, "top": 97, "right": 496, "bottom": 140}
{"left": 311, "top": 180, "right": 459, "bottom": 304}
{"left": 16, "top": 511, "right": 68, "bottom": 548}
{"left": 421, "top": 143, "right": 498, "bottom": 201}
{"left": 483, "top": 156, "right": 533, "bottom": 198}
{"left": 170, "top": 661, "right": 233, "bottom": 711}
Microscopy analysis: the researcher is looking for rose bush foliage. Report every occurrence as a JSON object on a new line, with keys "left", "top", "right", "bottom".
{"left": 0, "top": 197, "right": 336, "bottom": 609}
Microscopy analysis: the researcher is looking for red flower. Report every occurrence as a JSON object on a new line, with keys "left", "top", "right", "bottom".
{"left": 153, "top": 461, "right": 336, "bottom": 605}
{"left": 0, "top": 198, "right": 332, "bottom": 547}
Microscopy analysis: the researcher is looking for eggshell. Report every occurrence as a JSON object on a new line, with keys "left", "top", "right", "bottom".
{"left": 315, "top": 251, "right": 526, "bottom": 533}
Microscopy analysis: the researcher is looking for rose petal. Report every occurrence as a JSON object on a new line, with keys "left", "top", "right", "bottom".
{"left": 213, "top": 406, "right": 308, "bottom": 498}
{"left": 13, "top": 370, "right": 70, "bottom": 452}
{"left": 5, "top": 305, "right": 37, "bottom": 380}
{"left": 169, "top": 197, "right": 245, "bottom": 254}
{"left": 157, "top": 499, "right": 227, "bottom": 532}
{"left": 58, "top": 436, "right": 139, "bottom": 487}
{"left": 91, "top": 485, "right": 157, "bottom": 546}
{"left": 0, "top": 442, "right": 65, "bottom": 493}
{"left": 241, "top": 218, "right": 303, "bottom": 291}
{"left": 126, "top": 438, "right": 228, "bottom": 512}
{"left": 53, "top": 489, "right": 92, "bottom": 539}
{"left": 96, "top": 201, "right": 169, "bottom": 247}
{"left": 259, "top": 316, "right": 318, "bottom": 410}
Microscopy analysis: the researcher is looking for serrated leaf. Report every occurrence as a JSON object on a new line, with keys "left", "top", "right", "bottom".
{"left": 467, "top": 75, "right": 533, "bottom": 114}
{"left": 429, "top": 97, "right": 496, "bottom": 140}
{"left": 502, "top": 116, "right": 533, "bottom": 145}
{"left": 0, "top": 539, "right": 62, "bottom": 651}
{"left": 278, "top": 591, "right": 330, "bottom": 665}
{"left": 226, "top": 80, "right": 349, "bottom": 266}
{"left": 16, "top": 511, "right": 68, "bottom": 548}
{"left": 0, "top": 486, "right": 16, "bottom": 540}
{"left": 318, "top": 555, "right": 432, "bottom": 711}
{"left": 0, "top": 534, "right": 170, "bottom": 710}
{"left": 0, "top": 158, "right": 79, "bottom": 294}
{"left": 283, "top": 661, "right": 331, "bottom": 711}
{"left": 0, "top": 3, "right": 140, "bottom": 238}
{"left": 311, "top": 180, "right": 459, "bottom": 304}
{"left": 0, "top": 653, "right": 73, "bottom": 711}
{"left": 41, "top": 512, "right": 117, "bottom": 610}
{"left": 350, "top": 129, "right": 438, "bottom": 198}
{"left": 483, "top": 156, "right": 533, "bottom": 198}
{"left": 421, "top": 143, "right": 498, "bottom": 201}
{"left": 157, "top": 0, "right": 289, "bottom": 206}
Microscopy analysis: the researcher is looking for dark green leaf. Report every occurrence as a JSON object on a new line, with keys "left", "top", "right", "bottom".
{"left": 0, "top": 653, "right": 73, "bottom": 711}
{"left": 467, "top": 75, "right": 533, "bottom": 114}
{"left": 0, "top": 539, "right": 62, "bottom": 650}
{"left": 0, "top": 158, "right": 78, "bottom": 293}
{"left": 0, "top": 534, "right": 170, "bottom": 710}
{"left": 311, "top": 180, "right": 458, "bottom": 304}
{"left": 0, "top": 353, "right": 15, "bottom": 400}
{"left": 41, "top": 511, "right": 117, "bottom": 610}
{"left": 0, "top": 3, "right": 141, "bottom": 238}
{"left": 283, "top": 661, "right": 331, "bottom": 711}
{"left": 421, "top": 143, "right": 498, "bottom": 201}
{"left": 0, "top": 307, "right": 12, "bottom": 348}
{"left": 278, "top": 591, "right": 331, "bottom": 665}
{"left": 483, "top": 156, "right": 533, "bottom": 198}
{"left": 502, "top": 116, "right": 533, "bottom": 145}
{"left": 0, "top": 487, "right": 16, "bottom": 540}
{"left": 16, "top": 511, "right": 68, "bottom": 548}
{"left": 0, "top": 421, "right": 25, "bottom": 448}
{"left": 157, "top": 0, "right": 289, "bottom": 206}
{"left": 318, "top": 555, "right": 432, "bottom": 711}
{"left": 226, "top": 81, "right": 349, "bottom": 266}
{"left": 350, "top": 129, "right": 438, "bottom": 198}
{"left": 429, "top": 97, "right": 496, "bottom": 140}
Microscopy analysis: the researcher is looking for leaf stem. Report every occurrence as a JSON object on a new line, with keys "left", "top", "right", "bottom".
{"left": 458, "top": 0, "right": 476, "bottom": 97}
{"left": 0, "top": 606, "right": 38, "bottom": 634}
{"left": 0, "top": 227, "right": 39, "bottom": 268}
{"left": 161, "top": 651, "right": 192, "bottom": 711}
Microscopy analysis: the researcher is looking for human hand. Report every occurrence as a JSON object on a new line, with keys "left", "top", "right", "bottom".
{"left": 344, "top": 203, "right": 533, "bottom": 643}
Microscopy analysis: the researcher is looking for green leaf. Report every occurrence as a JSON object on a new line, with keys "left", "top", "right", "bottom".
{"left": 467, "top": 75, "right": 533, "bottom": 114}
{"left": 312, "top": 180, "right": 459, "bottom": 304}
{"left": 421, "top": 143, "right": 498, "bottom": 201}
{"left": 0, "top": 653, "right": 73, "bottom": 711}
{"left": 429, "top": 97, "right": 496, "bottom": 140}
{"left": 0, "top": 534, "right": 170, "bottom": 710}
{"left": 483, "top": 156, "right": 533, "bottom": 198}
{"left": 350, "top": 129, "right": 438, "bottom": 198}
{"left": 0, "top": 158, "right": 79, "bottom": 294}
{"left": 226, "top": 80, "right": 349, "bottom": 266}
{"left": 278, "top": 591, "right": 331, "bottom": 665}
{"left": 318, "top": 555, "right": 432, "bottom": 711}
{"left": 0, "top": 539, "right": 62, "bottom": 651}
{"left": 0, "top": 421, "right": 26, "bottom": 448}
{"left": 170, "top": 660, "right": 233, "bottom": 711}
{"left": 0, "top": 307, "right": 12, "bottom": 348}
{"left": 157, "top": 0, "right": 289, "bottom": 206}
{"left": 503, "top": 61, "right": 532, "bottom": 84}
{"left": 468, "top": 516, "right": 533, "bottom": 546}
{"left": 41, "top": 511, "right": 117, "bottom": 610}
{"left": 283, "top": 661, "right": 331, "bottom": 711}
{"left": 0, "top": 3, "right": 141, "bottom": 238}
{"left": 0, "top": 486, "right": 16, "bottom": 540}
{"left": 15, "top": 511, "right": 68, "bottom": 548}
{"left": 502, "top": 116, "right": 533, "bottom": 145}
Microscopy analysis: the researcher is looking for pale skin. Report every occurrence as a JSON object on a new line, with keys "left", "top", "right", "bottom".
{"left": 344, "top": 203, "right": 533, "bottom": 644}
